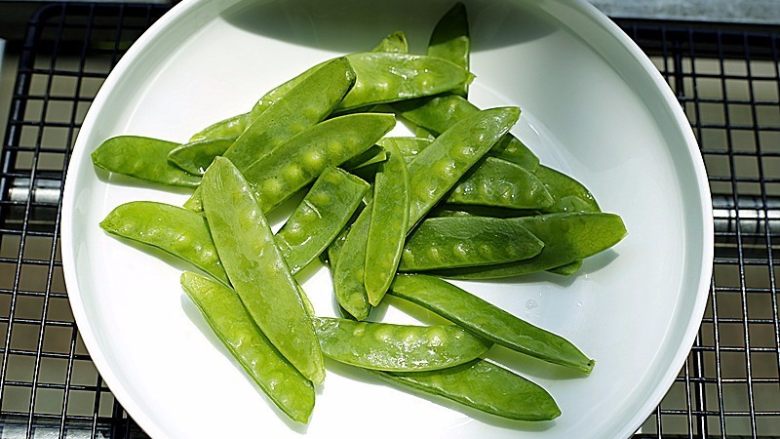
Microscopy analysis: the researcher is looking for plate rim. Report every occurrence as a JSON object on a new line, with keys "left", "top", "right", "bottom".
{"left": 60, "top": 0, "right": 714, "bottom": 438}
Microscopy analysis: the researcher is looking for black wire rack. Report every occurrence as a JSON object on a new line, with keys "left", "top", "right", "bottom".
{"left": 0, "top": 3, "right": 778, "bottom": 438}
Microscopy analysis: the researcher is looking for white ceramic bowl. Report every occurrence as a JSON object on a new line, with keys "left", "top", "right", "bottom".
{"left": 61, "top": 0, "right": 713, "bottom": 437}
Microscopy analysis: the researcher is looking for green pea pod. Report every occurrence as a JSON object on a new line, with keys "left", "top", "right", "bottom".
{"left": 99, "top": 201, "right": 228, "bottom": 284}
{"left": 391, "top": 274, "right": 594, "bottom": 373}
{"left": 378, "top": 137, "right": 433, "bottom": 163}
{"left": 428, "top": 2, "right": 470, "bottom": 97}
{"left": 244, "top": 113, "right": 395, "bottom": 212}
{"left": 394, "top": 95, "right": 539, "bottom": 171}
{"left": 276, "top": 167, "right": 370, "bottom": 274}
{"left": 548, "top": 260, "right": 583, "bottom": 276}
{"left": 180, "top": 272, "right": 314, "bottom": 423}
{"left": 187, "top": 112, "right": 253, "bottom": 143}
{"left": 447, "top": 157, "right": 554, "bottom": 210}
{"left": 365, "top": 146, "right": 409, "bottom": 306}
{"left": 91, "top": 136, "right": 200, "bottom": 188}
{"left": 168, "top": 137, "right": 234, "bottom": 176}
{"left": 312, "top": 317, "right": 490, "bottom": 372}
{"left": 332, "top": 208, "right": 372, "bottom": 321}
{"left": 252, "top": 32, "right": 411, "bottom": 117}
{"left": 325, "top": 223, "right": 350, "bottom": 267}
{"left": 432, "top": 213, "right": 627, "bottom": 279}
{"left": 336, "top": 53, "right": 474, "bottom": 111}
{"left": 399, "top": 216, "right": 544, "bottom": 271}
{"left": 377, "top": 359, "right": 560, "bottom": 421}
{"left": 200, "top": 157, "right": 324, "bottom": 384}
{"left": 537, "top": 165, "right": 601, "bottom": 275}
{"left": 372, "top": 30, "right": 409, "bottom": 53}
{"left": 536, "top": 165, "right": 600, "bottom": 213}
{"left": 407, "top": 107, "right": 520, "bottom": 229}
{"left": 221, "top": 57, "right": 356, "bottom": 172}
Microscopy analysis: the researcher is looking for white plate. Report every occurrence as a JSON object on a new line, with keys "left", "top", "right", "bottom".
{"left": 61, "top": 0, "right": 713, "bottom": 438}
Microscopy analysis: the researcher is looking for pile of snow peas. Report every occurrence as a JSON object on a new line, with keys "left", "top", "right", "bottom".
{"left": 92, "top": 3, "right": 627, "bottom": 426}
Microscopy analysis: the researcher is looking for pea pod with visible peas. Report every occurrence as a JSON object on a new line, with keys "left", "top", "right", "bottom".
{"left": 332, "top": 208, "right": 372, "bottom": 321}
{"left": 395, "top": 94, "right": 539, "bottom": 171}
{"left": 377, "top": 359, "right": 560, "bottom": 421}
{"left": 200, "top": 157, "right": 324, "bottom": 384}
{"left": 432, "top": 212, "right": 627, "bottom": 279}
{"left": 406, "top": 107, "right": 520, "bottom": 229}
{"left": 391, "top": 274, "right": 595, "bottom": 373}
{"left": 243, "top": 113, "right": 395, "bottom": 213}
{"left": 276, "top": 167, "right": 370, "bottom": 274}
{"left": 99, "top": 201, "right": 228, "bottom": 284}
{"left": 365, "top": 145, "right": 409, "bottom": 306}
{"left": 180, "top": 272, "right": 315, "bottom": 423}
{"left": 447, "top": 157, "right": 554, "bottom": 210}
{"left": 399, "top": 216, "right": 544, "bottom": 271}
{"left": 312, "top": 317, "right": 491, "bottom": 371}
{"left": 91, "top": 136, "right": 201, "bottom": 188}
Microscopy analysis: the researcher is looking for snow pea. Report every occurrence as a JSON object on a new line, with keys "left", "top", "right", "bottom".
{"left": 200, "top": 157, "right": 324, "bottom": 384}
{"left": 447, "top": 157, "right": 554, "bottom": 210}
{"left": 399, "top": 216, "right": 544, "bottom": 271}
{"left": 428, "top": 2, "right": 470, "bottom": 97}
{"left": 168, "top": 137, "right": 234, "bottom": 176}
{"left": 276, "top": 167, "right": 370, "bottom": 274}
{"left": 432, "top": 213, "right": 627, "bottom": 279}
{"left": 536, "top": 165, "right": 600, "bottom": 213}
{"left": 222, "top": 57, "right": 356, "bottom": 172}
{"left": 365, "top": 146, "right": 409, "bottom": 306}
{"left": 336, "top": 53, "right": 474, "bottom": 111}
{"left": 187, "top": 112, "right": 252, "bottom": 143}
{"left": 394, "top": 95, "right": 539, "bottom": 171}
{"left": 180, "top": 272, "right": 314, "bottom": 423}
{"left": 340, "top": 145, "right": 387, "bottom": 170}
{"left": 100, "top": 201, "right": 228, "bottom": 284}
{"left": 548, "top": 260, "right": 583, "bottom": 276}
{"left": 406, "top": 107, "right": 520, "bottom": 229}
{"left": 91, "top": 136, "right": 200, "bottom": 188}
{"left": 243, "top": 113, "right": 395, "bottom": 213}
{"left": 377, "top": 359, "right": 560, "bottom": 421}
{"left": 311, "top": 317, "right": 490, "bottom": 371}
{"left": 332, "top": 208, "right": 372, "bottom": 321}
{"left": 372, "top": 30, "right": 409, "bottom": 53}
{"left": 391, "top": 274, "right": 594, "bottom": 373}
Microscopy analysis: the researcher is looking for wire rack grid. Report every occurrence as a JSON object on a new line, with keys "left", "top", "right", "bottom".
{"left": 0, "top": 3, "right": 778, "bottom": 439}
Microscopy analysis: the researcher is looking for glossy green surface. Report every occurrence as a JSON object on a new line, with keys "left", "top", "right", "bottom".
{"left": 276, "top": 167, "right": 369, "bottom": 274}
{"left": 433, "top": 213, "right": 627, "bottom": 279}
{"left": 100, "top": 201, "right": 228, "bottom": 284}
{"left": 448, "top": 157, "right": 554, "bottom": 209}
{"left": 312, "top": 317, "right": 490, "bottom": 371}
{"left": 336, "top": 53, "right": 473, "bottom": 111}
{"left": 168, "top": 137, "right": 233, "bottom": 175}
{"left": 365, "top": 146, "right": 409, "bottom": 306}
{"left": 372, "top": 31, "right": 409, "bottom": 53}
{"left": 222, "top": 57, "right": 356, "bottom": 172}
{"left": 400, "top": 216, "right": 543, "bottom": 271}
{"left": 187, "top": 112, "right": 252, "bottom": 143}
{"left": 378, "top": 137, "right": 432, "bottom": 163}
{"left": 332, "top": 208, "right": 372, "bottom": 321}
{"left": 378, "top": 359, "right": 560, "bottom": 421}
{"left": 180, "top": 272, "right": 314, "bottom": 423}
{"left": 391, "top": 275, "right": 594, "bottom": 373}
{"left": 395, "top": 95, "right": 539, "bottom": 171}
{"left": 200, "top": 157, "right": 324, "bottom": 384}
{"left": 548, "top": 260, "right": 583, "bottom": 276}
{"left": 91, "top": 136, "right": 200, "bottom": 188}
{"left": 406, "top": 107, "right": 520, "bottom": 229}
{"left": 536, "top": 165, "right": 600, "bottom": 213}
{"left": 428, "top": 2, "right": 470, "bottom": 97}
{"left": 243, "top": 113, "right": 395, "bottom": 212}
